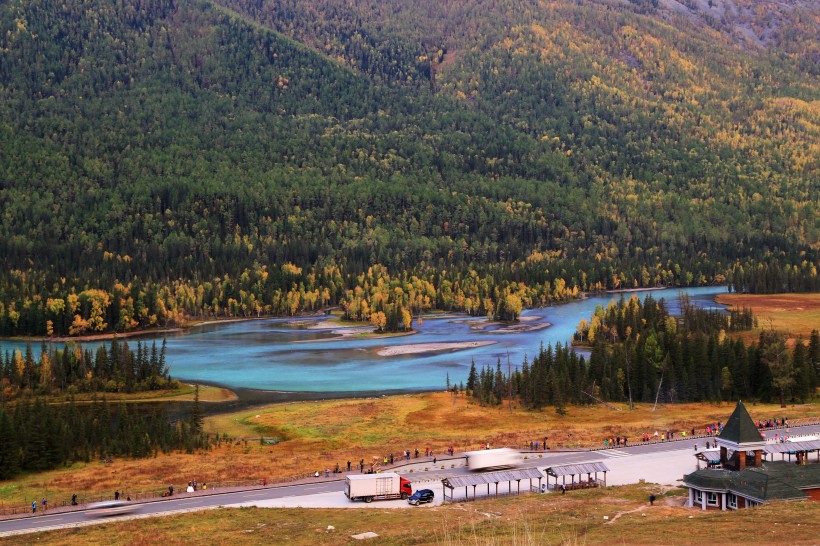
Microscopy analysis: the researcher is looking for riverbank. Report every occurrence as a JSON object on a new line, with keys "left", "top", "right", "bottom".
{"left": 1, "top": 312, "right": 333, "bottom": 344}
{"left": 1, "top": 317, "right": 269, "bottom": 344}
{"left": 603, "top": 286, "right": 670, "bottom": 294}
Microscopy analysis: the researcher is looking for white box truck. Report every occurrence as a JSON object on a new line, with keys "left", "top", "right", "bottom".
{"left": 345, "top": 473, "right": 413, "bottom": 503}
{"left": 465, "top": 448, "right": 520, "bottom": 471}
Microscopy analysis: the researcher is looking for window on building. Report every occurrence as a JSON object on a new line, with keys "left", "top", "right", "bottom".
{"left": 694, "top": 490, "right": 703, "bottom": 504}
{"left": 727, "top": 493, "right": 737, "bottom": 509}
{"left": 706, "top": 492, "right": 719, "bottom": 506}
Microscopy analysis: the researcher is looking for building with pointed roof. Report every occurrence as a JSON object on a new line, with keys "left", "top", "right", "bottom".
{"left": 683, "top": 401, "right": 820, "bottom": 510}
{"left": 715, "top": 400, "right": 766, "bottom": 471}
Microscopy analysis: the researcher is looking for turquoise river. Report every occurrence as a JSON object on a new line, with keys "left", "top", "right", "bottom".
{"left": 0, "top": 286, "right": 727, "bottom": 394}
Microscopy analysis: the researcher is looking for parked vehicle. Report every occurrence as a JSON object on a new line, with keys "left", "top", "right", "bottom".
{"left": 85, "top": 500, "right": 138, "bottom": 518}
{"left": 345, "top": 473, "right": 412, "bottom": 502}
{"left": 465, "top": 448, "right": 521, "bottom": 471}
{"left": 408, "top": 489, "right": 435, "bottom": 505}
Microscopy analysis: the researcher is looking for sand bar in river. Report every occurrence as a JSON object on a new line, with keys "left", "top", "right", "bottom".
{"left": 377, "top": 340, "right": 497, "bottom": 356}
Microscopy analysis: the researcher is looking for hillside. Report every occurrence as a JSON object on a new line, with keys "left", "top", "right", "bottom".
{"left": 0, "top": 0, "right": 817, "bottom": 336}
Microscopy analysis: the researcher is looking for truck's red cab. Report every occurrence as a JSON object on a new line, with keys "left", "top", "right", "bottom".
{"left": 400, "top": 477, "right": 412, "bottom": 496}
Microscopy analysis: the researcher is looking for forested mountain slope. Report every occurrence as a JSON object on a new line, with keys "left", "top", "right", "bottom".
{"left": 0, "top": 0, "right": 817, "bottom": 336}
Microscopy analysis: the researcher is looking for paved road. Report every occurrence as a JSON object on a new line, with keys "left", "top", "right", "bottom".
{"left": 2, "top": 423, "right": 817, "bottom": 537}
{"left": 0, "top": 481, "right": 344, "bottom": 536}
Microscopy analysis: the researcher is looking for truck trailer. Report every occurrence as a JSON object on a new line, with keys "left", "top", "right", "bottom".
{"left": 465, "top": 448, "right": 521, "bottom": 471}
{"left": 345, "top": 473, "right": 413, "bottom": 502}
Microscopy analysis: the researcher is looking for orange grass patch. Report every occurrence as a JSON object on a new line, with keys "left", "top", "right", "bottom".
{"left": 716, "top": 293, "right": 820, "bottom": 344}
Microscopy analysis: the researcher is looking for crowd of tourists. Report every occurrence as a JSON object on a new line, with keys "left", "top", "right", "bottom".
{"left": 608, "top": 423, "right": 727, "bottom": 447}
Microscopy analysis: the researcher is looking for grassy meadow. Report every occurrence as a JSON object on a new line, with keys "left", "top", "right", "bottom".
{"left": 716, "top": 293, "right": 820, "bottom": 344}
{"left": 2, "top": 391, "right": 817, "bottom": 509}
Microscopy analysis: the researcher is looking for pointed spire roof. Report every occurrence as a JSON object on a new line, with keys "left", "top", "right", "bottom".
{"left": 718, "top": 401, "right": 765, "bottom": 445}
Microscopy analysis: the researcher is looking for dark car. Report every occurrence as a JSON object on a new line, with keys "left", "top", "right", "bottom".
{"left": 408, "top": 489, "right": 434, "bottom": 506}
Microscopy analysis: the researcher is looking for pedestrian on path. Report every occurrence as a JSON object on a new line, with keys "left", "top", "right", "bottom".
{"left": 41, "top": 498, "right": 47, "bottom": 511}
{"left": 71, "top": 493, "right": 78, "bottom": 506}
{"left": 32, "top": 501, "right": 36, "bottom": 513}
{"left": 649, "top": 494, "right": 656, "bottom": 506}
{"left": 115, "top": 490, "right": 120, "bottom": 500}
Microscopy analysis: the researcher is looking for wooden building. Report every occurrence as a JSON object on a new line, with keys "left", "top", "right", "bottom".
{"left": 683, "top": 401, "right": 820, "bottom": 510}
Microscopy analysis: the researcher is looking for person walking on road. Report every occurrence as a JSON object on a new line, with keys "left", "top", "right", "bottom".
{"left": 32, "top": 501, "right": 36, "bottom": 513}
{"left": 115, "top": 490, "right": 120, "bottom": 501}
{"left": 41, "top": 498, "right": 47, "bottom": 511}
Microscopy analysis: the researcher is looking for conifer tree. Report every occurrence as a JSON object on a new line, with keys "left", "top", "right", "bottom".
{"left": 466, "top": 360, "right": 477, "bottom": 394}
{"left": 190, "top": 384, "right": 204, "bottom": 434}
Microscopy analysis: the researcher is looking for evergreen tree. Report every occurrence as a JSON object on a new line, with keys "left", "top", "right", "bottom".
{"left": 190, "top": 385, "right": 204, "bottom": 435}
{"left": 466, "top": 360, "right": 477, "bottom": 394}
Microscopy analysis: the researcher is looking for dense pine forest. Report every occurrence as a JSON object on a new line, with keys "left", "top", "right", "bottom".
{"left": 0, "top": 395, "right": 211, "bottom": 480}
{"left": 0, "top": 339, "right": 173, "bottom": 401}
{"left": 467, "top": 295, "right": 819, "bottom": 408}
{"left": 0, "top": 337, "right": 212, "bottom": 480}
{"left": 0, "top": 0, "right": 818, "bottom": 336}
